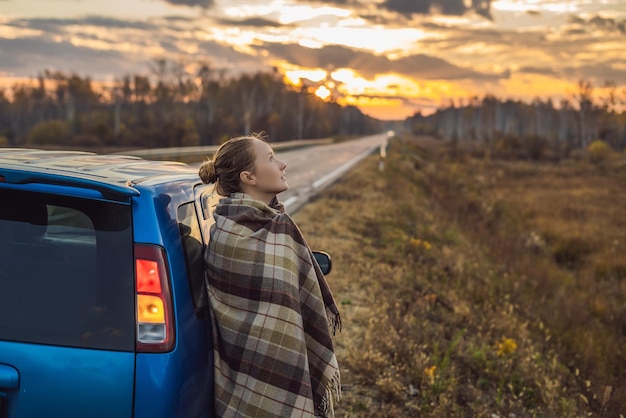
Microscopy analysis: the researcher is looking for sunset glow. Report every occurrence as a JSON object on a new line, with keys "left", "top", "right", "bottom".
{"left": 285, "top": 69, "right": 327, "bottom": 85}
{"left": 1, "top": 0, "right": 624, "bottom": 120}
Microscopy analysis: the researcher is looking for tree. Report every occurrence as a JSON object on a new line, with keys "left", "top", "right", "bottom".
{"left": 0, "top": 60, "right": 382, "bottom": 147}
{"left": 574, "top": 79, "right": 595, "bottom": 148}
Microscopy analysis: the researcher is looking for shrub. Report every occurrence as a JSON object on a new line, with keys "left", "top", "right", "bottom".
{"left": 493, "top": 134, "right": 523, "bottom": 159}
{"left": 0, "top": 135, "right": 8, "bottom": 147}
{"left": 525, "top": 135, "right": 549, "bottom": 161}
{"left": 493, "top": 135, "right": 549, "bottom": 160}
{"left": 27, "top": 120, "right": 69, "bottom": 146}
{"left": 587, "top": 140, "right": 614, "bottom": 165}
{"left": 90, "top": 121, "right": 113, "bottom": 144}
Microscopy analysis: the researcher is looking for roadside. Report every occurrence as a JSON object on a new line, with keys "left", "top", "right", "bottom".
{"left": 293, "top": 135, "right": 624, "bottom": 416}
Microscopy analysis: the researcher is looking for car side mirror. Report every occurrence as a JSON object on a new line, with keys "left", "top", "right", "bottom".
{"left": 312, "top": 251, "right": 332, "bottom": 275}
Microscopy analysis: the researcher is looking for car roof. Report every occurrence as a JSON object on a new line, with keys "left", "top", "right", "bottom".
{"left": 0, "top": 148, "right": 200, "bottom": 200}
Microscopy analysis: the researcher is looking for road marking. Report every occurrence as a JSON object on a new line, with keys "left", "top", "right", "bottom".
{"left": 312, "top": 145, "right": 378, "bottom": 189}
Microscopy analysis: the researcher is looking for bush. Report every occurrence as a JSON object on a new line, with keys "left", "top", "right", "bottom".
{"left": 27, "top": 120, "right": 69, "bottom": 146}
{"left": 90, "top": 121, "right": 113, "bottom": 144}
{"left": 493, "top": 135, "right": 550, "bottom": 160}
{"left": 0, "top": 135, "right": 8, "bottom": 147}
{"left": 587, "top": 140, "right": 614, "bottom": 165}
{"left": 493, "top": 134, "right": 524, "bottom": 159}
{"left": 525, "top": 135, "right": 549, "bottom": 161}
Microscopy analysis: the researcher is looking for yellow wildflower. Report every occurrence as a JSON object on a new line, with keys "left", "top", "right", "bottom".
{"left": 409, "top": 238, "right": 432, "bottom": 251}
{"left": 496, "top": 337, "right": 518, "bottom": 356}
{"left": 424, "top": 365, "right": 437, "bottom": 380}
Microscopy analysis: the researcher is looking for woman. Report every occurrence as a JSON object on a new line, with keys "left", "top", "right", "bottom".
{"left": 198, "top": 133, "right": 341, "bottom": 417}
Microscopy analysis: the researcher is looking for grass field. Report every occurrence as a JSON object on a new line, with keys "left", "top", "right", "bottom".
{"left": 293, "top": 135, "right": 626, "bottom": 417}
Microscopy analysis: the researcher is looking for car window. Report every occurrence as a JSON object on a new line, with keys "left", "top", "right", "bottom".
{"left": 0, "top": 188, "right": 135, "bottom": 351}
{"left": 177, "top": 202, "right": 209, "bottom": 319}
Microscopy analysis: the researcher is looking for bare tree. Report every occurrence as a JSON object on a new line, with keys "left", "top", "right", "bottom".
{"left": 574, "top": 79, "right": 594, "bottom": 147}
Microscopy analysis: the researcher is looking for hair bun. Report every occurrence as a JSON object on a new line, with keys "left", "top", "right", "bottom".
{"left": 198, "top": 159, "right": 218, "bottom": 184}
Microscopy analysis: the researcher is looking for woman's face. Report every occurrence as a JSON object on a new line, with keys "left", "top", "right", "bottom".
{"left": 250, "top": 139, "right": 288, "bottom": 196}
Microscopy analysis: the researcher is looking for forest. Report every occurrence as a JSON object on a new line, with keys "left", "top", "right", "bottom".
{"left": 2, "top": 59, "right": 625, "bottom": 156}
{"left": 407, "top": 80, "right": 626, "bottom": 159}
{"left": 0, "top": 59, "right": 382, "bottom": 149}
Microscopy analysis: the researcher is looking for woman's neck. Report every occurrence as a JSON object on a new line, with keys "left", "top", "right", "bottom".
{"left": 239, "top": 187, "right": 274, "bottom": 206}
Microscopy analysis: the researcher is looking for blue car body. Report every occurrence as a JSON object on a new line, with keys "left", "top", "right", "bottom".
{"left": 0, "top": 149, "right": 216, "bottom": 418}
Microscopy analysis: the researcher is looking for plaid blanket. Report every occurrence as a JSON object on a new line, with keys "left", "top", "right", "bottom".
{"left": 205, "top": 193, "right": 341, "bottom": 417}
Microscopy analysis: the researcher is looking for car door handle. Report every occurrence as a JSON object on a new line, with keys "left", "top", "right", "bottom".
{"left": 0, "top": 365, "right": 19, "bottom": 390}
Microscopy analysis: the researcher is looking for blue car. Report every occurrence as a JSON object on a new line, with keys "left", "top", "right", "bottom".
{"left": 0, "top": 148, "right": 220, "bottom": 418}
{"left": 0, "top": 148, "right": 331, "bottom": 418}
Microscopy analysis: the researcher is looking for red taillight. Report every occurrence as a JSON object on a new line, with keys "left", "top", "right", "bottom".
{"left": 136, "top": 259, "right": 162, "bottom": 293}
{"left": 134, "top": 244, "right": 175, "bottom": 353}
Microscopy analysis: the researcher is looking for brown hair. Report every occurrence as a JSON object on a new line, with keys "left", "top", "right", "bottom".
{"left": 198, "top": 133, "right": 267, "bottom": 195}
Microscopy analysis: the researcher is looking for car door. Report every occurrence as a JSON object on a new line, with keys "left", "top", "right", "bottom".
{"left": 0, "top": 187, "right": 136, "bottom": 418}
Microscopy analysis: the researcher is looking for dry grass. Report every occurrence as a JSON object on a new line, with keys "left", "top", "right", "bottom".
{"left": 293, "top": 135, "right": 626, "bottom": 417}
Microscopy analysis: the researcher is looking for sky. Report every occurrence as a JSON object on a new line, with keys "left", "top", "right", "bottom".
{"left": 1, "top": 0, "right": 625, "bottom": 120}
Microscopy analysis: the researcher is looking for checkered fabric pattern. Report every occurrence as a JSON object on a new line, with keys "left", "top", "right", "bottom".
{"left": 205, "top": 193, "right": 341, "bottom": 417}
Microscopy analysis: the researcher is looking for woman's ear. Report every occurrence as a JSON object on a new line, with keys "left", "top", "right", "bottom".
{"left": 239, "top": 171, "right": 256, "bottom": 186}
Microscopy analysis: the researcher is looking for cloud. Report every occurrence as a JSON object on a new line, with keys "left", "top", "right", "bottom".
{"left": 295, "top": 0, "right": 359, "bottom": 5}
{"left": 0, "top": 13, "right": 273, "bottom": 80}
{"left": 256, "top": 42, "right": 501, "bottom": 81}
{"left": 518, "top": 62, "right": 626, "bottom": 85}
{"left": 0, "top": 37, "right": 136, "bottom": 78}
{"left": 215, "top": 17, "right": 287, "bottom": 27}
{"left": 194, "top": 40, "right": 266, "bottom": 70}
{"left": 564, "top": 28, "right": 587, "bottom": 36}
{"left": 568, "top": 14, "right": 626, "bottom": 36}
{"left": 518, "top": 66, "right": 557, "bottom": 77}
{"left": 0, "top": 33, "right": 267, "bottom": 80}
{"left": 9, "top": 16, "right": 159, "bottom": 33}
{"left": 393, "top": 54, "right": 499, "bottom": 80}
{"left": 296, "top": 0, "right": 492, "bottom": 18}
{"left": 419, "top": 22, "right": 547, "bottom": 49}
{"left": 382, "top": 0, "right": 491, "bottom": 18}
{"left": 416, "top": 18, "right": 625, "bottom": 86}
{"left": 563, "top": 63, "right": 626, "bottom": 85}
{"left": 161, "top": 0, "right": 215, "bottom": 7}
{"left": 381, "top": 0, "right": 431, "bottom": 16}
{"left": 162, "top": 15, "right": 196, "bottom": 22}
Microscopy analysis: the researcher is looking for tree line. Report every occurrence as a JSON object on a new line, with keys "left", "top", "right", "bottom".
{"left": 406, "top": 80, "right": 626, "bottom": 159}
{"left": 0, "top": 59, "right": 382, "bottom": 149}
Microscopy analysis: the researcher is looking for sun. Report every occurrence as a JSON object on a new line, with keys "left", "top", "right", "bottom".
{"left": 315, "top": 85, "right": 331, "bottom": 100}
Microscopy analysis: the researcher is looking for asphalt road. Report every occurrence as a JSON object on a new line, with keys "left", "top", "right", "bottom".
{"left": 275, "top": 133, "right": 388, "bottom": 213}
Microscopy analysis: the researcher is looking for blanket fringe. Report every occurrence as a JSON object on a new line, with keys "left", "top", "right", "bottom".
{"left": 317, "top": 369, "right": 341, "bottom": 418}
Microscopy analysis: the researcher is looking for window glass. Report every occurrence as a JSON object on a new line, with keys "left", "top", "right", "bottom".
{"left": 177, "top": 203, "right": 209, "bottom": 319}
{"left": 0, "top": 188, "right": 135, "bottom": 351}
